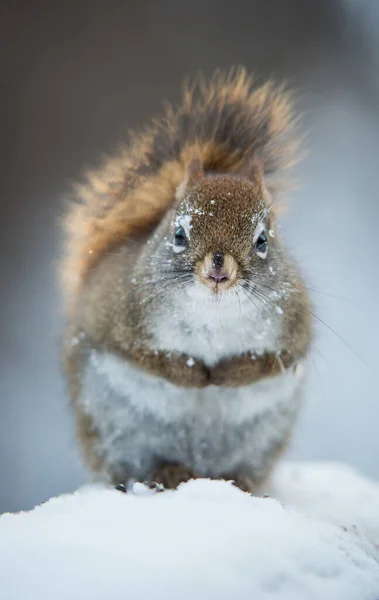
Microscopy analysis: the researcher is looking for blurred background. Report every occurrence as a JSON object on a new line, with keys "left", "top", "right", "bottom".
{"left": 1, "top": 0, "right": 378, "bottom": 513}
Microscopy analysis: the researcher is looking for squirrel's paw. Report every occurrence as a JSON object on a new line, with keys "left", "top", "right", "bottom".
{"left": 151, "top": 462, "right": 198, "bottom": 489}
{"left": 223, "top": 473, "right": 256, "bottom": 494}
{"left": 115, "top": 481, "right": 165, "bottom": 495}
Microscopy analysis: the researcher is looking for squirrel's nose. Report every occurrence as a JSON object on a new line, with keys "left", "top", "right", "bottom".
{"left": 197, "top": 251, "right": 238, "bottom": 291}
{"left": 207, "top": 252, "right": 229, "bottom": 282}
{"left": 207, "top": 268, "right": 229, "bottom": 283}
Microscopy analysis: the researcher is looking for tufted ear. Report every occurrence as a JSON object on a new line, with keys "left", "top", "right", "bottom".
{"left": 184, "top": 157, "right": 204, "bottom": 187}
{"left": 239, "top": 156, "right": 264, "bottom": 184}
{"left": 176, "top": 157, "right": 204, "bottom": 202}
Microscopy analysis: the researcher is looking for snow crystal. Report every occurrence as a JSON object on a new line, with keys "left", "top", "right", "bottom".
{"left": 175, "top": 214, "right": 193, "bottom": 234}
{"left": 293, "top": 362, "right": 304, "bottom": 380}
{"left": 186, "top": 357, "right": 195, "bottom": 367}
{"left": 269, "top": 266, "right": 276, "bottom": 275}
{"left": 271, "top": 291, "right": 282, "bottom": 300}
{"left": 275, "top": 306, "right": 284, "bottom": 315}
{"left": 131, "top": 482, "right": 164, "bottom": 496}
{"left": 210, "top": 200, "right": 215, "bottom": 205}
{"left": 0, "top": 462, "right": 378, "bottom": 600}
{"left": 269, "top": 229, "right": 275, "bottom": 238}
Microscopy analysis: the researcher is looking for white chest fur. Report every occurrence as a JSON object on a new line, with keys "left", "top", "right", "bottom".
{"left": 79, "top": 350, "right": 304, "bottom": 481}
{"left": 150, "top": 283, "right": 281, "bottom": 366}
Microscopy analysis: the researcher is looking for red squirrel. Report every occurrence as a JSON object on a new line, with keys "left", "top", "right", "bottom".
{"left": 61, "top": 68, "right": 312, "bottom": 492}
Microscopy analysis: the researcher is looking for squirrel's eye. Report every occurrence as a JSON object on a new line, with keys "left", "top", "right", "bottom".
{"left": 173, "top": 227, "right": 187, "bottom": 253}
{"left": 255, "top": 231, "right": 268, "bottom": 258}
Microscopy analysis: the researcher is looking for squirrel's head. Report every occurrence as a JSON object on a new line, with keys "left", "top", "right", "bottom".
{"left": 159, "top": 158, "right": 282, "bottom": 299}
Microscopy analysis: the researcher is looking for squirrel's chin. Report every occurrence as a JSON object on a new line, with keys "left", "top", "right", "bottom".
{"left": 184, "top": 280, "right": 240, "bottom": 304}
{"left": 189, "top": 273, "right": 238, "bottom": 295}
{"left": 207, "top": 285, "right": 236, "bottom": 298}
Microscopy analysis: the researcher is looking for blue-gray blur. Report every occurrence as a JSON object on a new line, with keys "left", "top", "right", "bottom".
{"left": 1, "top": 0, "right": 378, "bottom": 512}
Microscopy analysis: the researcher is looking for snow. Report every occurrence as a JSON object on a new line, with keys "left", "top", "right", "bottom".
{"left": 0, "top": 462, "right": 378, "bottom": 600}
{"left": 174, "top": 214, "right": 193, "bottom": 237}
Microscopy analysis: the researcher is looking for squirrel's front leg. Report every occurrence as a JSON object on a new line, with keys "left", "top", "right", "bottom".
{"left": 209, "top": 350, "right": 295, "bottom": 387}
{"left": 123, "top": 346, "right": 210, "bottom": 388}
{"left": 124, "top": 347, "right": 296, "bottom": 388}
{"left": 151, "top": 463, "right": 199, "bottom": 489}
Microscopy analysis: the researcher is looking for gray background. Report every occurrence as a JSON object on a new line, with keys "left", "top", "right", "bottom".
{"left": 1, "top": 0, "right": 378, "bottom": 513}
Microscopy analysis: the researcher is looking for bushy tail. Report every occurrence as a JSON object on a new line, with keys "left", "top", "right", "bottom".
{"left": 144, "top": 68, "right": 299, "bottom": 184}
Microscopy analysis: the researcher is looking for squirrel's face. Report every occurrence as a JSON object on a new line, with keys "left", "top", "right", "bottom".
{"left": 165, "top": 174, "right": 279, "bottom": 296}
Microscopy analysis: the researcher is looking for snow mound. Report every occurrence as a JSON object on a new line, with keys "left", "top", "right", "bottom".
{"left": 1, "top": 462, "right": 379, "bottom": 600}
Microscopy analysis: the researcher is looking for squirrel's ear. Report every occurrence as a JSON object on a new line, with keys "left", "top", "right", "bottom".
{"left": 239, "top": 157, "right": 264, "bottom": 184}
{"left": 176, "top": 158, "right": 204, "bottom": 201}
{"left": 184, "top": 158, "right": 204, "bottom": 188}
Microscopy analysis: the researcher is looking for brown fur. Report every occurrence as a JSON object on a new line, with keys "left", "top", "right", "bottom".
{"left": 151, "top": 463, "right": 199, "bottom": 489}
{"left": 61, "top": 68, "right": 299, "bottom": 309}
{"left": 150, "top": 464, "right": 258, "bottom": 493}
{"left": 111, "top": 345, "right": 301, "bottom": 389}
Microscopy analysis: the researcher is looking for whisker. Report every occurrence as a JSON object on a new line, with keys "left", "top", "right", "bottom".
{"left": 301, "top": 285, "right": 359, "bottom": 307}
{"left": 139, "top": 274, "right": 192, "bottom": 305}
{"left": 248, "top": 273, "right": 359, "bottom": 308}
{"left": 241, "top": 286, "right": 281, "bottom": 374}
{"left": 251, "top": 280, "right": 373, "bottom": 374}
{"left": 285, "top": 236, "right": 318, "bottom": 251}
{"left": 235, "top": 288, "right": 242, "bottom": 316}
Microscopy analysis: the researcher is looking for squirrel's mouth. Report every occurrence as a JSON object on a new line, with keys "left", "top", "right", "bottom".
{"left": 195, "top": 252, "right": 238, "bottom": 293}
